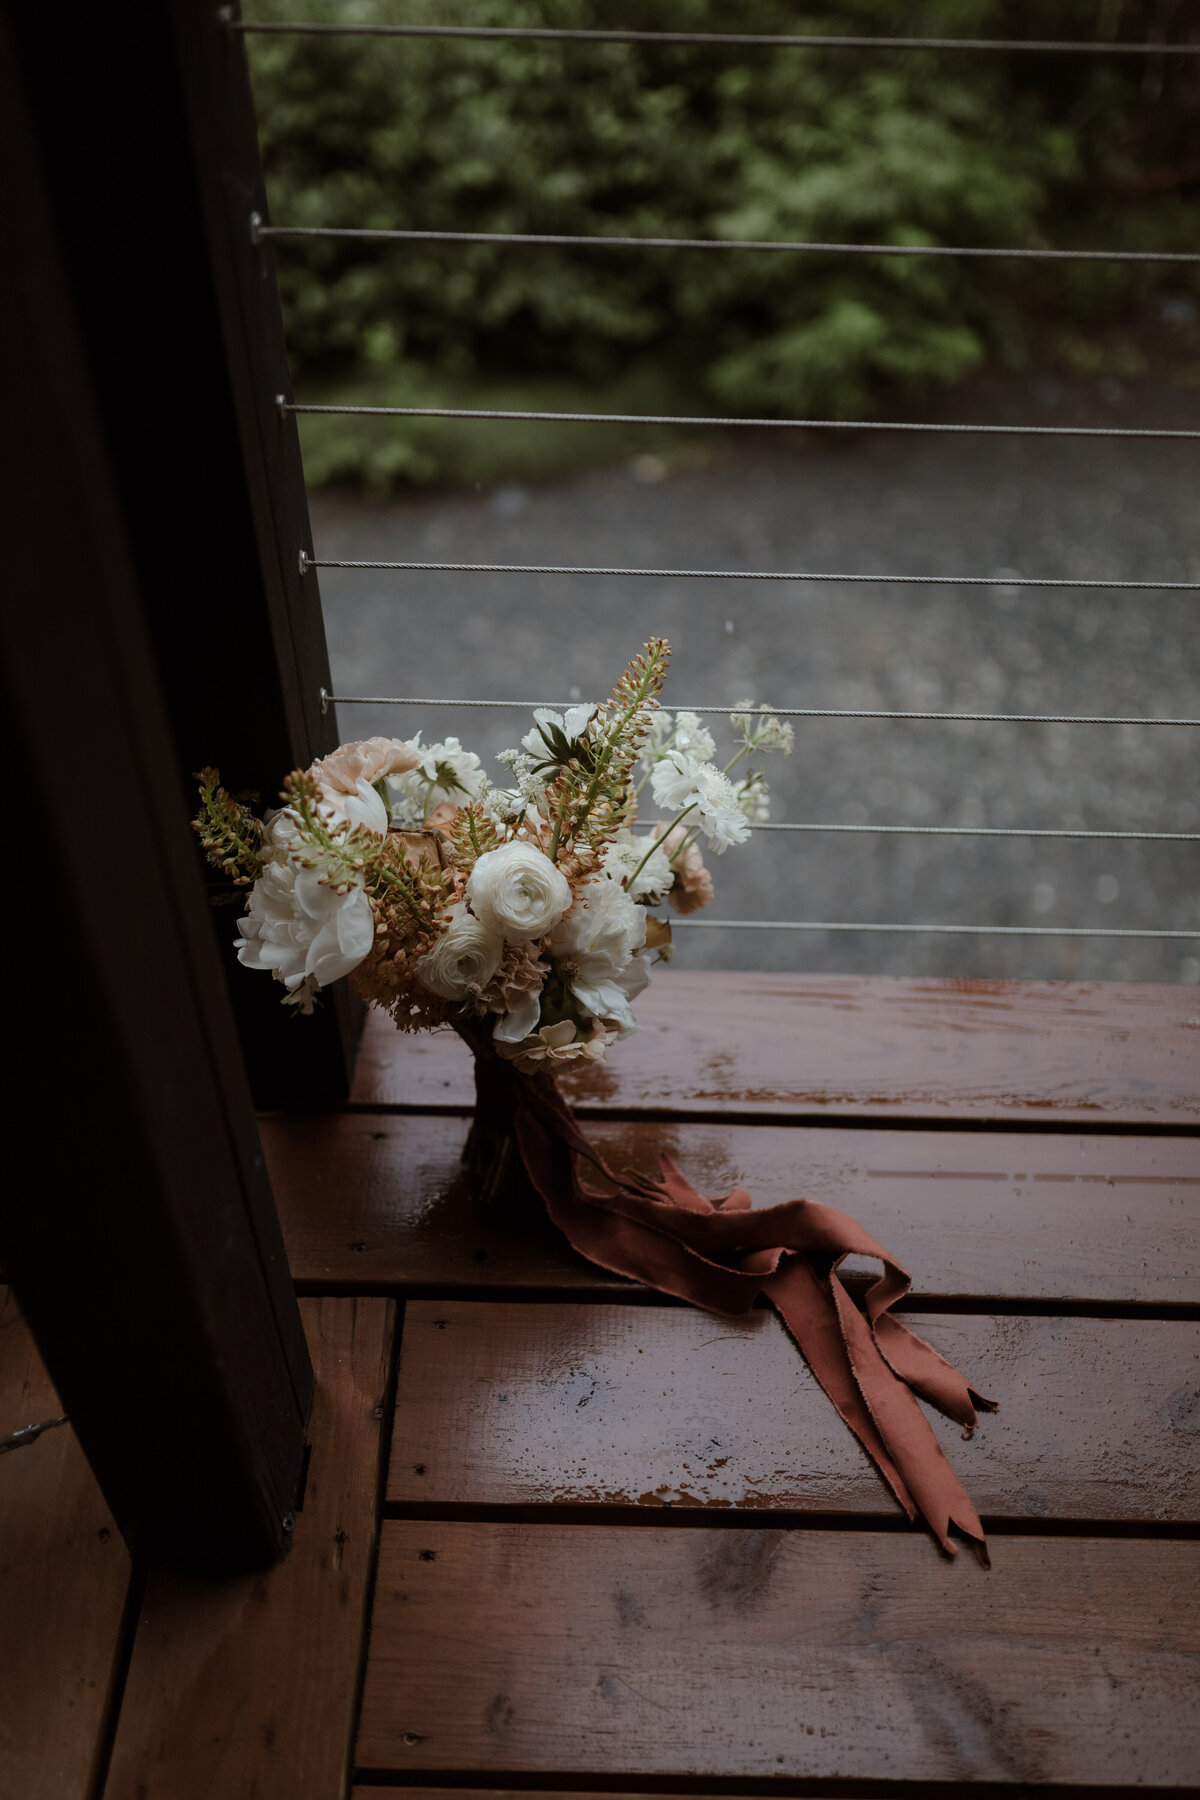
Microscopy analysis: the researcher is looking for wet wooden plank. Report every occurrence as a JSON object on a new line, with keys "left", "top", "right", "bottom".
{"left": 104, "top": 1297, "right": 394, "bottom": 1800}
{"left": 352, "top": 974, "right": 1200, "bottom": 1126}
{"left": 388, "top": 1302, "right": 1200, "bottom": 1523}
{"left": 358, "top": 1522, "right": 1200, "bottom": 1785}
{"left": 0, "top": 1289, "right": 131, "bottom": 1800}
{"left": 355, "top": 1793, "right": 841, "bottom": 1800}
{"left": 266, "top": 1112, "right": 1200, "bottom": 1308}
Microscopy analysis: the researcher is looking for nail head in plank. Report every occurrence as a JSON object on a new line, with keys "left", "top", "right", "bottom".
{"left": 0, "top": 1290, "right": 131, "bottom": 1800}
{"left": 352, "top": 974, "right": 1200, "bottom": 1126}
{"left": 389, "top": 1302, "right": 1200, "bottom": 1522}
{"left": 358, "top": 1522, "right": 1200, "bottom": 1784}
{"left": 267, "top": 1114, "right": 1199, "bottom": 1307}
{"left": 104, "top": 1297, "right": 395, "bottom": 1800}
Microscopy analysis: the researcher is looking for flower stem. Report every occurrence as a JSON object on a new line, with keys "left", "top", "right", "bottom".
{"left": 624, "top": 802, "right": 697, "bottom": 889}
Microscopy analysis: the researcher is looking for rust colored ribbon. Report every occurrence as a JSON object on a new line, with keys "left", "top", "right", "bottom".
{"left": 512, "top": 1073, "right": 996, "bottom": 1563}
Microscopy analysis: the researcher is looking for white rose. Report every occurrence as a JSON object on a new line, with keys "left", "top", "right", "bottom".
{"left": 465, "top": 840, "right": 572, "bottom": 942}
{"left": 236, "top": 859, "right": 375, "bottom": 1003}
{"left": 414, "top": 902, "right": 503, "bottom": 1000}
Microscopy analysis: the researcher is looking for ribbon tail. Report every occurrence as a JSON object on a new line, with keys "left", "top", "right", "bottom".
{"left": 873, "top": 1313, "right": 999, "bottom": 1433}
{"left": 510, "top": 1080, "right": 990, "bottom": 1564}
{"left": 831, "top": 1277, "right": 990, "bottom": 1565}
{"left": 764, "top": 1259, "right": 917, "bottom": 1523}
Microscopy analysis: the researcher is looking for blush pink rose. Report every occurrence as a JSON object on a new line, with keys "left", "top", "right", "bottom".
{"left": 309, "top": 736, "right": 420, "bottom": 795}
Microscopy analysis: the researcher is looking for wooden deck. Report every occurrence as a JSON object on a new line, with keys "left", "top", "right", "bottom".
{"left": 3, "top": 975, "right": 1198, "bottom": 1797}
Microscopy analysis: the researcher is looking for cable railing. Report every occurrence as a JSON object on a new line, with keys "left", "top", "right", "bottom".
{"left": 229, "top": 19, "right": 1200, "bottom": 56}
{"left": 319, "top": 692, "right": 1200, "bottom": 727}
{"left": 242, "top": 11, "right": 1200, "bottom": 959}
{"left": 302, "top": 552, "right": 1199, "bottom": 592}
{"left": 254, "top": 222, "right": 1200, "bottom": 265}
{"left": 281, "top": 399, "right": 1200, "bottom": 444}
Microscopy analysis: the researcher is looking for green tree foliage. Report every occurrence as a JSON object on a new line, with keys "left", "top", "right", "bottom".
{"left": 245, "top": 0, "right": 1200, "bottom": 489}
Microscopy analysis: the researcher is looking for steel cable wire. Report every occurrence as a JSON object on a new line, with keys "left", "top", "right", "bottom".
{"left": 227, "top": 20, "right": 1200, "bottom": 56}
{"left": 255, "top": 221, "right": 1200, "bottom": 264}
{"left": 304, "top": 553, "right": 1200, "bottom": 591}
{"left": 280, "top": 400, "right": 1200, "bottom": 443}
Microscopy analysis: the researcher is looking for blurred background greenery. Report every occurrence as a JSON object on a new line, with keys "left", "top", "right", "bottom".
{"left": 246, "top": 0, "right": 1200, "bottom": 495}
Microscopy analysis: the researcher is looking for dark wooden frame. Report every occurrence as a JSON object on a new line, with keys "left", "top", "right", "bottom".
{"left": 0, "top": 1, "right": 357, "bottom": 1565}
{"left": 8, "top": 0, "right": 360, "bottom": 1106}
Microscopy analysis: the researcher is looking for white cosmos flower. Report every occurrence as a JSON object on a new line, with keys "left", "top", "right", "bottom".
{"left": 386, "top": 735, "right": 486, "bottom": 827}
{"left": 649, "top": 749, "right": 704, "bottom": 812}
{"left": 521, "top": 703, "right": 596, "bottom": 760}
{"left": 235, "top": 814, "right": 375, "bottom": 1008}
{"left": 601, "top": 830, "right": 674, "bottom": 902}
{"left": 548, "top": 877, "right": 650, "bottom": 1034}
{"left": 414, "top": 902, "right": 503, "bottom": 1000}
{"left": 466, "top": 840, "right": 572, "bottom": 941}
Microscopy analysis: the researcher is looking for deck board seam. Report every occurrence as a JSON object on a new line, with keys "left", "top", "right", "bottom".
{"left": 375, "top": 1503, "right": 1200, "bottom": 1540}
{"left": 293, "top": 1282, "right": 1200, "bottom": 1322}
{"left": 330, "top": 1103, "right": 1200, "bottom": 1136}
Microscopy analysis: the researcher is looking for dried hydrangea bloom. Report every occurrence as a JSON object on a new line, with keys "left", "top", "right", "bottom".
{"left": 495, "top": 1017, "right": 616, "bottom": 1072}
{"left": 653, "top": 822, "right": 714, "bottom": 915}
{"left": 479, "top": 942, "right": 548, "bottom": 1045}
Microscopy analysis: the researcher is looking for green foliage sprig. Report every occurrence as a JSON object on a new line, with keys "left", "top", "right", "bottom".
{"left": 282, "top": 770, "right": 452, "bottom": 931}
{"left": 192, "top": 768, "right": 265, "bottom": 887}
{"left": 546, "top": 637, "right": 671, "bottom": 861}
{"left": 448, "top": 801, "right": 503, "bottom": 876}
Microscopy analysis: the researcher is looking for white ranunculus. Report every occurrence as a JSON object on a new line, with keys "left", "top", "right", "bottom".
{"left": 466, "top": 840, "right": 572, "bottom": 941}
{"left": 521, "top": 703, "right": 596, "bottom": 760}
{"left": 414, "top": 902, "right": 503, "bottom": 1000}
{"left": 548, "top": 876, "right": 650, "bottom": 1033}
{"left": 236, "top": 857, "right": 375, "bottom": 1006}
{"left": 601, "top": 829, "right": 674, "bottom": 902}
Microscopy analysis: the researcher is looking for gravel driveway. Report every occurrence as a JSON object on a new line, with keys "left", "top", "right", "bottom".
{"left": 311, "top": 374, "right": 1200, "bottom": 983}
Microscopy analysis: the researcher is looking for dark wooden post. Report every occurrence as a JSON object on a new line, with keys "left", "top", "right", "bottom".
{"left": 7, "top": 0, "right": 361, "bottom": 1106}
{"left": 0, "top": 8, "right": 317, "bottom": 1567}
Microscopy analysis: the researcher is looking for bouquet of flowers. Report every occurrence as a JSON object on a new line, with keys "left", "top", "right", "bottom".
{"left": 195, "top": 639, "right": 790, "bottom": 1134}
{"left": 195, "top": 636, "right": 994, "bottom": 1564}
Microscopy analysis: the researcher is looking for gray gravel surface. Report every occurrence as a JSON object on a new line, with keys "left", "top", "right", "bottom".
{"left": 311, "top": 376, "right": 1200, "bottom": 983}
